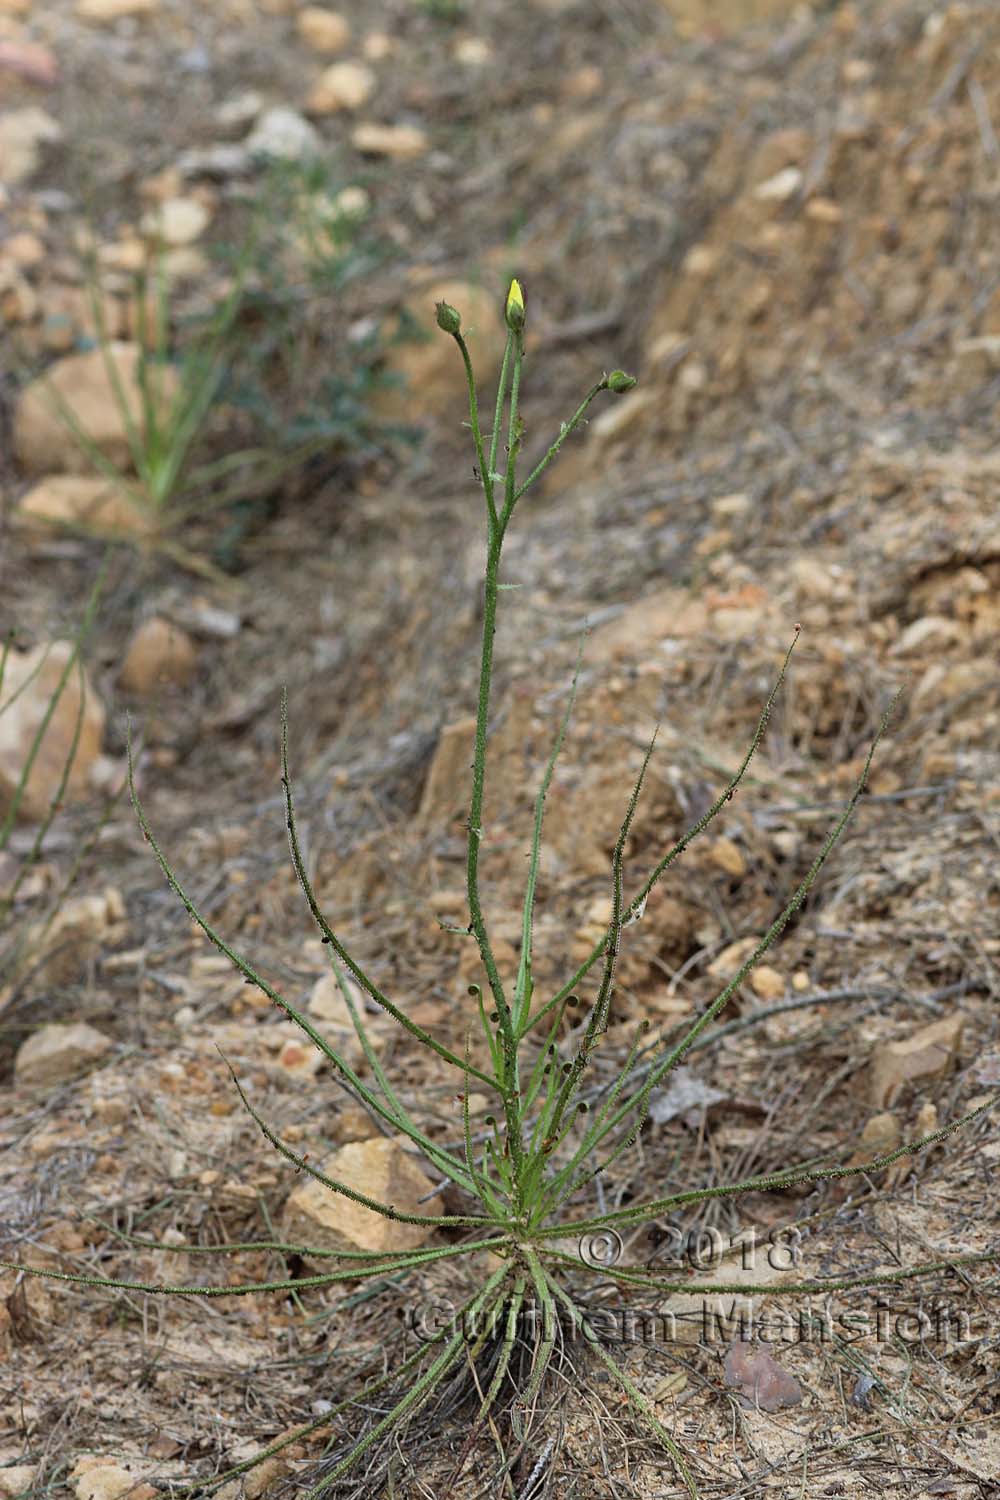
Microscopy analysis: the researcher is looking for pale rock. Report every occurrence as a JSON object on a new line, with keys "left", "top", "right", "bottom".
{"left": 711, "top": 491, "right": 751, "bottom": 518}
{"left": 333, "top": 1102, "right": 376, "bottom": 1143}
{"left": 842, "top": 57, "right": 875, "bottom": 84}
{"left": 850, "top": 1111, "right": 902, "bottom": 1164}
{"left": 710, "top": 837, "right": 746, "bottom": 879}
{"left": 790, "top": 555, "right": 836, "bottom": 598}
{"left": 453, "top": 35, "right": 493, "bottom": 66}
{"left": 652, "top": 1370, "right": 688, "bottom": 1401}
{"left": 16, "top": 475, "right": 153, "bottom": 541}
{"left": 662, "top": 1248, "right": 799, "bottom": 1344}
{"left": 888, "top": 1102, "right": 937, "bottom": 1191}
{"left": 649, "top": 1068, "right": 727, "bottom": 1126}
{"left": 22, "top": 887, "right": 127, "bottom": 985}
{"left": 373, "top": 279, "right": 505, "bottom": 425}
{"left": 245, "top": 107, "right": 321, "bottom": 162}
{"left": 892, "top": 615, "right": 964, "bottom": 655}
{"left": 563, "top": 64, "right": 603, "bottom": 99}
{"left": 0, "top": 1259, "right": 55, "bottom": 1339}
{"left": 276, "top": 1036, "right": 323, "bottom": 1079}
{"left": 648, "top": 330, "right": 690, "bottom": 367}
{"left": 0, "top": 0, "right": 30, "bottom": 13}
{"left": 591, "top": 389, "right": 656, "bottom": 446}
{"left": 804, "top": 196, "right": 842, "bottom": 224}
{"left": 870, "top": 1014, "right": 965, "bottom": 1107}
{"left": 881, "top": 1098, "right": 941, "bottom": 1188}
{"left": 14, "top": 342, "right": 179, "bottom": 476}
{"left": 361, "top": 32, "right": 394, "bottom": 60}
{"left": 585, "top": 894, "right": 613, "bottom": 926}
{"left": 912, "top": 658, "right": 994, "bottom": 710}
{"left": 881, "top": 279, "right": 923, "bottom": 322}
{"left": 589, "top": 589, "right": 708, "bottom": 660}
{"left": 282, "top": 1137, "right": 442, "bottom": 1255}
{"left": 216, "top": 1456, "right": 287, "bottom": 1500}
{"left": 309, "top": 970, "right": 382, "bottom": 1070}
{"left": 178, "top": 144, "right": 252, "bottom": 178}
{"left": 297, "top": 7, "right": 351, "bottom": 54}
{"left": 185, "top": 600, "right": 242, "bottom": 639}
{"left": 5, "top": 230, "right": 45, "bottom": 266}
{"left": 97, "top": 235, "right": 146, "bottom": 272}
{"left": 0, "top": 1468, "right": 38, "bottom": 1498}
{"left": 161, "top": 246, "right": 208, "bottom": 283}
{"left": 419, "top": 715, "right": 476, "bottom": 824}
{"left": 677, "top": 358, "right": 707, "bottom": 394}
{"left": 428, "top": 887, "right": 467, "bottom": 916}
{"left": 139, "top": 163, "right": 183, "bottom": 201}
{"left": 0, "top": 641, "right": 106, "bottom": 823}
{"left": 332, "top": 183, "right": 369, "bottom": 219}
{"left": 0, "top": 106, "right": 62, "bottom": 186}
{"left": 351, "top": 122, "right": 428, "bottom": 160}
{"left": 753, "top": 166, "right": 802, "bottom": 202}
{"left": 682, "top": 243, "right": 718, "bottom": 276}
{"left": 91, "top": 1091, "right": 130, "bottom": 1125}
{"left": 214, "top": 90, "right": 263, "bottom": 135}
{"left": 543, "top": 111, "right": 601, "bottom": 153}
{"left": 212, "top": 1458, "right": 284, "bottom": 1500}
{"left": 76, "top": 0, "right": 157, "bottom": 16}
{"left": 307, "top": 60, "right": 376, "bottom": 114}
{"left": 977, "top": 1050, "right": 1000, "bottom": 1086}
{"left": 69, "top": 1458, "right": 156, "bottom": 1500}
{"left": 140, "top": 195, "right": 211, "bottom": 246}
{"left": 750, "top": 964, "right": 785, "bottom": 1000}
{"left": 0, "top": 260, "right": 38, "bottom": 323}
{"left": 711, "top": 604, "right": 768, "bottom": 641}
{"left": 707, "top": 936, "right": 758, "bottom": 979}
{"left": 15, "top": 1022, "right": 113, "bottom": 1087}
{"left": 119, "top": 617, "right": 198, "bottom": 694}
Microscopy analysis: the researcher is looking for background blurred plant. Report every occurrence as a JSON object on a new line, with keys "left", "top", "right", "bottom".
{"left": 413, "top": 0, "right": 464, "bottom": 20}
{"left": 12, "top": 161, "right": 407, "bottom": 575}
{"left": 214, "top": 159, "right": 401, "bottom": 454}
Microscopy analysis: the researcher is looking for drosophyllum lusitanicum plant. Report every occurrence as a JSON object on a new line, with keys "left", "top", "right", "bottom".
{"left": 6, "top": 279, "right": 997, "bottom": 1499}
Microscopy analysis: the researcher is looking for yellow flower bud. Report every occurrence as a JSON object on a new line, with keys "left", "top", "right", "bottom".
{"left": 505, "top": 277, "right": 525, "bottom": 330}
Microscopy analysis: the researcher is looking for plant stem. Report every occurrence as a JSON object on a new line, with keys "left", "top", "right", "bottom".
{"left": 454, "top": 329, "right": 495, "bottom": 524}
{"left": 513, "top": 380, "right": 607, "bottom": 503}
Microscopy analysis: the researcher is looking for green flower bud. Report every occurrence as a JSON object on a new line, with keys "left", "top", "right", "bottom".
{"left": 435, "top": 300, "right": 462, "bottom": 334}
{"left": 606, "top": 369, "right": 637, "bottom": 394}
{"left": 505, "top": 278, "right": 525, "bottom": 331}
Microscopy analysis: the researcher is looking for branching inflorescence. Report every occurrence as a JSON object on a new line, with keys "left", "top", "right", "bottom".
{"left": 5, "top": 280, "right": 996, "bottom": 1499}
